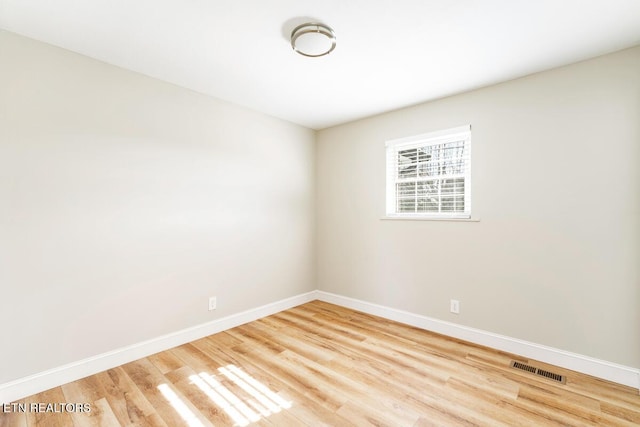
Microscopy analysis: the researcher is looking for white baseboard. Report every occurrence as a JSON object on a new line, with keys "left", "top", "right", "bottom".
{"left": 2, "top": 289, "right": 637, "bottom": 403}
{"left": 316, "top": 291, "right": 640, "bottom": 390}
{"left": 0, "top": 291, "right": 318, "bottom": 403}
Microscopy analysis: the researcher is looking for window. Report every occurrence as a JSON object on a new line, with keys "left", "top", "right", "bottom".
{"left": 386, "top": 125, "right": 471, "bottom": 219}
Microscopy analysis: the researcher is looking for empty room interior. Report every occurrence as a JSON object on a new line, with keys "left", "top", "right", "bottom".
{"left": 1, "top": 1, "right": 639, "bottom": 426}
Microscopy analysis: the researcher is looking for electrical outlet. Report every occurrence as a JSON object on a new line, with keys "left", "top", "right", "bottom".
{"left": 450, "top": 299, "right": 460, "bottom": 314}
{"left": 208, "top": 296, "right": 217, "bottom": 311}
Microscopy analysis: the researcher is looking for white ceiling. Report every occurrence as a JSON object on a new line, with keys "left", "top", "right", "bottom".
{"left": 1, "top": 0, "right": 639, "bottom": 130}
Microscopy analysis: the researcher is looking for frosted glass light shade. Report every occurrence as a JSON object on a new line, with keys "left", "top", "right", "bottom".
{"left": 291, "top": 23, "right": 336, "bottom": 57}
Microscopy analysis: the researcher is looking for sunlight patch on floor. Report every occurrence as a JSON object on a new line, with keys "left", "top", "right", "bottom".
{"left": 157, "top": 383, "right": 205, "bottom": 427}
{"left": 220, "top": 364, "right": 292, "bottom": 410}
{"left": 158, "top": 364, "right": 292, "bottom": 426}
{"left": 189, "top": 372, "right": 256, "bottom": 426}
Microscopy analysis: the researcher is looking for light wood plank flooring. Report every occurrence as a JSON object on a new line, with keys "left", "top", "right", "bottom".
{"left": 1, "top": 301, "right": 639, "bottom": 426}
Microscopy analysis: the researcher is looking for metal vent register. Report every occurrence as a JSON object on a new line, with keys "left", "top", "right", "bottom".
{"left": 510, "top": 360, "right": 566, "bottom": 384}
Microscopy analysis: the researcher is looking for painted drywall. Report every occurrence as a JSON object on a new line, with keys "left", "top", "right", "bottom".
{"left": 316, "top": 46, "right": 640, "bottom": 368}
{"left": 0, "top": 31, "right": 315, "bottom": 384}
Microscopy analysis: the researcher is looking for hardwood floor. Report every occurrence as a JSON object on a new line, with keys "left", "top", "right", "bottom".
{"left": 1, "top": 301, "right": 639, "bottom": 426}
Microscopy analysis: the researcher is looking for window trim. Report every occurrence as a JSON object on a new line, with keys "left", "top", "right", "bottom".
{"left": 385, "top": 125, "right": 472, "bottom": 220}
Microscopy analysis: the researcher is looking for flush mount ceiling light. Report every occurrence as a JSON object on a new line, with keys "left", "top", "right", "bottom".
{"left": 291, "top": 22, "right": 336, "bottom": 57}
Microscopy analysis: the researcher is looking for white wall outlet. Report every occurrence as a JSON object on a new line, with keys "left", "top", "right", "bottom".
{"left": 208, "top": 296, "right": 217, "bottom": 311}
{"left": 450, "top": 299, "right": 460, "bottom": 314}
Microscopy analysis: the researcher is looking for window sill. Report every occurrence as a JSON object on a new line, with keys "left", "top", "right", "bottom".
{"left": 381, "top": 216, "right": 480, "bottom": 222}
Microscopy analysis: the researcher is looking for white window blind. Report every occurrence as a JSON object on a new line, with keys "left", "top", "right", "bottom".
{"left": 386, "top": 125, "right": 471, "bottom": 219}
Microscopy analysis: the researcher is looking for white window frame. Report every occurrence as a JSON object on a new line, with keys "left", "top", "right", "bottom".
{"left": 385, "top": 125, "right": 471, "bottom": 219}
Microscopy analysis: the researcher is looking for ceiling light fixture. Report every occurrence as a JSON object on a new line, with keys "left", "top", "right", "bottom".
{"left": 291, "top": 22, "right": 336, "bottom": 57}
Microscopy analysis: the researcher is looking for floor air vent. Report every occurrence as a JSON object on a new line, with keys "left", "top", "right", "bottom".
{"left": 510, "top": 360, "right": 566, "bottom": 384}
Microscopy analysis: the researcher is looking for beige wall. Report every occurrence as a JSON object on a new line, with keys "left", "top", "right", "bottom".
{"left": 0, "top": 31, "right": 315, "bottom": 383}
{"left": 316, "top": 46, "right": 640, "bottom": 367}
